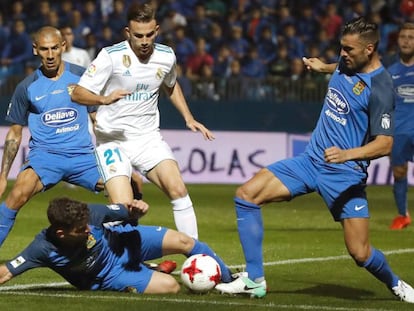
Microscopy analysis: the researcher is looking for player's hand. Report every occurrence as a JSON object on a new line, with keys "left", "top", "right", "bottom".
{"left": 186, "top": 120, "right": 215, "bottom": 141}
{"left": 127, "top": 199, "right": 149, "bottom": 219}
{"left": 102, "top": 89, "right": 131, "bottom": 105}
{"left": 324, "top": 146, "right": 348, "bottom": 163}
{"left": 302, "top": 57, "right": 327, "bottom": 72}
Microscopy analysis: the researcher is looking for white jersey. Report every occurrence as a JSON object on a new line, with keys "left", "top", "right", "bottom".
{"left": 62, "top": 46, "right": 92, "bottom": 68}
{"left": 78, "top": 40, "right": 177, "bottom": 140}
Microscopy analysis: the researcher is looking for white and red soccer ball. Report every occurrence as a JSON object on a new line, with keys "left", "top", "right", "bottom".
{"left": 180, "top": 254, "right": 221, "bottom": 293}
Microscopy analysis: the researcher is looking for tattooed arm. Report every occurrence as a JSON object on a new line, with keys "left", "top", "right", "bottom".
{"left": 0, "top": 124, "right": 23, "bottom": 197}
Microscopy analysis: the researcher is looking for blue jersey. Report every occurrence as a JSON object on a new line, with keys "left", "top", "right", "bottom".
{"left": 387, "top": 61, "right": 414, "bottom": 134}
{"left": 5, "top": 62, "right": 94, "bottom": 155}
{"left": 305, "top": 58, "right": 394, "bottom": 172}
{"left": 5, "top": 204, "right": 134, "bottom": 290}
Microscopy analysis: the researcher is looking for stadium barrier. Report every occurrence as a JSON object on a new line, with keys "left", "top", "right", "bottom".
{"left": 0, "top": 127, "right": 406, "bottom": 185}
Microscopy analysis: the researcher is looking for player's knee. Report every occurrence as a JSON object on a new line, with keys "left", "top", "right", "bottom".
{"left": 176, "top": 231, "right": 195, "bottom": 253}
{"left": 348, "top": 248, "right": 370, "bottom": 265}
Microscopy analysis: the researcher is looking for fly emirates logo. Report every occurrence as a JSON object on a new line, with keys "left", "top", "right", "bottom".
{"left": 325, "top": 88, "right": 348, "bottom": 126}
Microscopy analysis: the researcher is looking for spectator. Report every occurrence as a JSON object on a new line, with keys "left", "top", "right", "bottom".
{"left": 281, "top": 23, "right": 305, "bottom": 59}
{"left": 160, "top": 9, "right": 187, "bottom": 39}
{"left": 188, "top": 3, "right": 214, "bottom": 40}
{"left": 1, "top": 19, "right": 33, "bottom": 78}
{"left": 60, "top": 25, "right": 92, "bottom": 68}
{"left": 176, "top": 63, "right": 192, "bottom": 99}
{"left": 70, "top": 9, "right": 91, "bottom": 48}
{"left": 185, "top": 37, "right": 214, "bottom": 81}
{"left": 208, "top": 22, "right": 226, "bottom": 58}
{"left": 107, "top": 0, "right": 127, "bottom": 43}
{"left": 241, "top": 47, "right": 267, "bottom": 78}
{"left": 228, "top": 24, "right": 250, "bottom": 61}
{"left": 81, "top": 0, "right": 103, "bottom": 34}
{"left": 213, "top": 44, "right": 233, "bottom": 78}
{"left": 268, "top": 44, "right": 291, "bottom": 78}
{"left": 297, "top": 4, "right": 320, "bottom": 46}
{"left": 318, "top": 2, "right": 343, "bottom": 41}
{"left": 26, "top": 0, "right": 51, "bottom": 34}
{"left": 172, "top": 26, "right": 195, "bottom": 67}
{"left": 57, "top": 0, "right": 74, "bottom": 27}
{"left": 195, "top": 63, "right": 220, "bottom": 101}
{"left": 46, "top": 10, "right": 61, "bottom": 29}
{"left": 85, "top": 33, "right": 99, "bottom": 60}
{"left": 257, "top": 25, "right": 278, "bottom": 66}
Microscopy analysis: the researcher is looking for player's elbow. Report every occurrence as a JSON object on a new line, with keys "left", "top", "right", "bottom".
{"left": 374, "top": 135, "right": 393, "bottom": 157}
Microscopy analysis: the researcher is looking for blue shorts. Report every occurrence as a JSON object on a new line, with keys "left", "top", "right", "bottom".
{"left": 102, "top": 225, "right": 168, "bottom": 293}
{"left": 22, "top": 150, "right": 100, "bottom": 191}
{"left": 267, "top": 153, "right": 369, "bottom": 221}
{"left": 391, "top": 134, "right": 414, "bottom": 166}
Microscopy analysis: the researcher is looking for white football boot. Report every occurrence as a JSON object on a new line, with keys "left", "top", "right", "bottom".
{"left": 392, "top": 280, "right": 414, "bottom": 303}
{"left": 215, "top": 275, "right": 267, "bottom": 298}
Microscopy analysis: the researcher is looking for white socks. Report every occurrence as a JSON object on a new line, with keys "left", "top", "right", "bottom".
{"left": 172, "top": 194, "right": 198, "bottom": 239}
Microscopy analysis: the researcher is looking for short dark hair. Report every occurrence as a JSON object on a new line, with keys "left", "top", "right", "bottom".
{"left": 342, "top": 17, "right": 379, "bottom": 50}
{"left": 47, "top": 197, "right": 89, "bottom": 230}
{"left": 126, "top": 2, "right": 155, "bottom": 23}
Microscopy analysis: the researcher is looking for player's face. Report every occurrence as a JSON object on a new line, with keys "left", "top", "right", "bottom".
{"left": 398, "top": 28, "right": 414, "bottom": 58}
{"left": 33, "top": 33, "right": 65, "bottom": 77}
{"left": 125, "top": 19, "right": 159, "bottom": 61}
{"left": 60, "top": 223, "right": 90, "bottom": 249}
{"left": 340, "top": 33, "right": 373, "bottom": 73}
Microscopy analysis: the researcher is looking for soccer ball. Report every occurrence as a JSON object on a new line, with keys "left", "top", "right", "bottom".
{"left": 180, "top": 254, "right": 221, "bottom": 293}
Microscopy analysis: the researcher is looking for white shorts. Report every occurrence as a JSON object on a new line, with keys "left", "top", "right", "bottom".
{"left": 95, "top": 131, "right": 176, "bottom": 182}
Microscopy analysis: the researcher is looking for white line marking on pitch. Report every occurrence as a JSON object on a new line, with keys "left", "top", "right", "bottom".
{"left": 0, "top": 248, "right": 410, "bottom": 311}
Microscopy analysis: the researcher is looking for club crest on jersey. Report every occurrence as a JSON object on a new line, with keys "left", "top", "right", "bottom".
{"left": 86, "top": 63, "right": 97, "bottom": 77}
{"left": 86, "top": 234, "right": 96, "bottom": 249}
{"left": 352, "top": 81, "right": 366, "bottom": 95}
{"left": 156, "top": 68, "right": 163, "bottom": 80}
{"left": 381, "top": 113, "right": 391, "bottom": 129}
{"left": 123, "top": 55, "right": 131, "bottom": 68}
{"left": 67, "top": 84, "right": 76, "bottom": 95}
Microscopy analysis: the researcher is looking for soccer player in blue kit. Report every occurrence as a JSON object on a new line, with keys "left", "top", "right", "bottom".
{"left": 388, "top": 23, "right": 414, "bottom": 230}
{"left": 0, "top": 26, "right": 105, "bottom": 248}
{"left": 216, "top": 17, "right": 414, "bottom": 303}
{"left": 0, "top": 197, "right": 233, "bottom": 294}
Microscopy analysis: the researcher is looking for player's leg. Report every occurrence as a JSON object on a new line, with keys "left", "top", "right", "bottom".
{"left": 160, "top": 229, "right": 232, "bottom": 282}
{"left": 216, "top": 156, "right": 313, "bottom": 297}
{"left": 146, "top": 159, "right": 198, "bottom": 239}
{"left": 390, "top": 134, "right": 411, "bottom": 229}
{"left": 143, "top": 270, "right": 180, "bottom": 294}
{"left": 0, "top": 168, "right": 43, "bottom": 246}
{"left": 94, "top": 143, "right": 134, "bottom": 205}
{"left": 216, "top": 168, "right": 290, "bottom": 297}
{"left": 393, "top": 163, "right": 408, "bottom": 215}
{"left": 342, "top": 217, "right": 414, "bottom": 302}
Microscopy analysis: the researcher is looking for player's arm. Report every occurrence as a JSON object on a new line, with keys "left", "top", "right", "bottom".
{"left": 302, "top": 57, "right": 337, "bottom": 74}
{"left": 324, "top": 135, "right": 393, "bottom": 163}
{"left": 163, "top": 81, "right": 215, "bottom": 141}
{"left": 71, "top": 85, "right": 130, "bottom": 106}
{"left": 0, "top": 124, "right": 23, "bottom": 197}
{"left": 0, "top": 264, "right": 13, "bottom": 284}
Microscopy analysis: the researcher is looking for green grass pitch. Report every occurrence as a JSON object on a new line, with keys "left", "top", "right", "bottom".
{"left": 0, "top": 182, "right": 413, "bottom": 311}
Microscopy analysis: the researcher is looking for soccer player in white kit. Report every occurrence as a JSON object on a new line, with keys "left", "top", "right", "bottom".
{"left": 71, "top": 2, "right": 214, "bottom": 239}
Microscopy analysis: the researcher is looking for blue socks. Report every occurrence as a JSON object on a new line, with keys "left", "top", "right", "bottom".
{"left": 393, "top": 178, "right": 408, "bottom": 216}
{"left": 235, "top": 197, "right": 264, "bottom": 282}
{"left": 361, "top": 247, "right": 399, "bottom": 289}
{"left": 0, "top": 202, "right": 18, "bottom": 247}
{"left": 189, "top": 239, "right": 232, "bottom": 282}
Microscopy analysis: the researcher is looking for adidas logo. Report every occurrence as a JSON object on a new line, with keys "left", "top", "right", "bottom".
{"left": 123, "top": 70, "right": 131, "bottom": 76}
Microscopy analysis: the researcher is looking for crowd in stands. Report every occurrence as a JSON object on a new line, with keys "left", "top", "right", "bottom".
{"left": 0, "top": 0, "right": 413, "bottom": 101}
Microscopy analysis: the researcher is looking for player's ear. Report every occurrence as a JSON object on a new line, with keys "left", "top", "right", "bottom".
{"left": 124, "top": 27, "right": 130, "bottom": 39}
{"left": 32, "top": 43, "right": 38, "bottom": 56}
